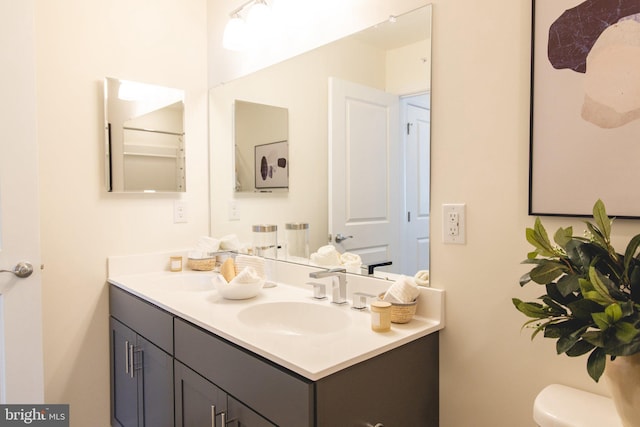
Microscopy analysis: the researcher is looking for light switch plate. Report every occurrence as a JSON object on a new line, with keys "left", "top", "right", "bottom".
{"left": 228, "top": 200, "right": 240, "bottom": 221}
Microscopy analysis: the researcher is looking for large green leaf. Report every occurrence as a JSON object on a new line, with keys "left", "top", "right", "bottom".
{"left": 512, "top": 299, "right": 550, "bottom": 319}
{"left": 526, "top": 219, "right": 556, "bottom": 257}
{"left": 581, "top": 330, "right": 605, "bottom": 347}
{"left": 556, "top": 274, "right": 580, "bottom": 297}
{"left": 567, "top": 298, "right": 602, "bottom": 321}
{"left": 543, "top": 319, "right": 588, "bottom": 339}
{"left": 587, "top": 348, "right": 607, "bottom": 382}
{"left": 553, "top": 226, "right": 573, "bottom": 249}
{"left": 592, "top": 199, "right": 611, "bottom": 241}
{"left": 615, "top": 322, "right": 640, "bottom": 344}
{"left": 605, "top": 303, "right": 623, "bottom": 323}
{"left": 591, "top": 312, "right": 611, "bottom": 330}
{"left": 556, "top": 325, "right": 589, "bottom": 354}
{"left": 530, "top": 261, "right": 567, "bottom": 284}
{"left": 585, "top": 222, "right": 607, "bottom": 248}
{"left": 584, "top": 268, "right": 615, "bottom": 305}
{"left": 565, "top": 339, "right": 595, "bottom": 357}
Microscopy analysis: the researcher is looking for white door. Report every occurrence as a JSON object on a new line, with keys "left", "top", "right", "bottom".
{"left": 0, "top": 0, "right": 45, "bottom": 403}
{"left": 402, "top": 95, "right": 430, "bottom": 273}
{"left": 328, "top": 77, "right": 400, "bottom": 270}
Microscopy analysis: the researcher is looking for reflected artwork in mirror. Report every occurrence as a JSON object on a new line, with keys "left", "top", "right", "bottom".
{"left": 210, "top": 5, "right": 431, "bottom": 278}
{"left": 104, "top": 77, "right": 186, "bottom": 193}
{"left": 234, "top": 100, "right": 289, "bottom": 192}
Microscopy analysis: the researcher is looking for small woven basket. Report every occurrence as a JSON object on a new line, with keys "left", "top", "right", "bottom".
{"left": 187, "top": 258, "right": 215, "bottom": 271}
{"left": 378, "top": 293, "right": 418, "bottom": 324}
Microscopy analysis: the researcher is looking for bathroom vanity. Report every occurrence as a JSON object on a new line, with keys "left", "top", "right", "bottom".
{"left": 108, "top": 253, "right": 444, "bottom": 426}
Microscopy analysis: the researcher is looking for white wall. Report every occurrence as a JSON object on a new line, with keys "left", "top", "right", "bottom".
{"left": 35, "top": 0, "right": 209, "bottom": 425}
{"left": 210, "top": 0, "right": 636, "bottom": 426}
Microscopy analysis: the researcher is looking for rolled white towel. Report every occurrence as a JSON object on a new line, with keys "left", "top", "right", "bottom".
{"left": 231, "top": 266, "right": 262, "bottom": 285}
{"left": 383, "top": 275, "right": 420, "bottom": 304}
{"left": 310, "top": 245, "right": 341, "bottom": 266}
{"left": 196, "top": 236, "right": 220, "bottom": 253}
{"left": 235, "top": 255, "right": 266, "bottom": 279}
{"left": 219, "top": 234, "right": 241, "bottom": 250}
{"left": 340, "top": 252, "right": 362, "bottom": 273}
{"left": 340, "top": 252, "right": 361, "bottom": 266}
{"left": 414, "top": 270, "right": 429, "bottom": 287}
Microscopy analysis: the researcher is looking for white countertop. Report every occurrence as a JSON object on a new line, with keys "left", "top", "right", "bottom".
{"left": 107, "top": 253, "right": 444, "bottom": 381}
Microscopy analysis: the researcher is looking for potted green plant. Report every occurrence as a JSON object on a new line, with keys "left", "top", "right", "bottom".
{"left": 514, "top": 200, "right": 640, "bottom": 425}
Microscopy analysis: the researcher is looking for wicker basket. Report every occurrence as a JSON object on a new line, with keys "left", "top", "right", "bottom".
{"left": 378, "top": 293, "right": 418, "bottom": 324}
{"left": 187, "top": 258, "right": 215, "bottom": 271}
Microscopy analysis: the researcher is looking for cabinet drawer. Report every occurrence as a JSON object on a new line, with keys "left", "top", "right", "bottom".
{"left": 174, "top": 318, "right": 313, "bottom": 427}
{"left": 109, "top": 285, "right": 173, "bottom": 354}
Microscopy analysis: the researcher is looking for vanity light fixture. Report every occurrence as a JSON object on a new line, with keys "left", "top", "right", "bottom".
{"left": 223, "top": 14, "right": 248, "bottom": 51}
{"left": 223, "top": 0, "right": 272, "bottom": 51}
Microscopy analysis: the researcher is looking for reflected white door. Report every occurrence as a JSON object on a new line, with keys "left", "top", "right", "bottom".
{"left": 328, "top": 77, "right": 400, "bottom": 269}
{"left": 402, "top": 95, "right": 430, "bottom": 273}
{"left": 0, "top": 0, "right": 44, "bottom": 403}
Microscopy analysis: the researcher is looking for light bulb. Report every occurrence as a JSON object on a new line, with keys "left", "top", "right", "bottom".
{"left": 246, "top": 1, "right": 273, "bottom": 47}
{"left": 223, "top": 15, "right": 247, "bottom": 51}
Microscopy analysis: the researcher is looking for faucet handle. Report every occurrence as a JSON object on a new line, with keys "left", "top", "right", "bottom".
{"left": 306, "top": 282, "right": 327, "bottom": 300}
{"left": 352, "top": 292, "right": 377, "bottom": 310}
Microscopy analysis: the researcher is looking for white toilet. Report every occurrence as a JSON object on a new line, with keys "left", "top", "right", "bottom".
{"left": 534, "top": 384, "right": 622, "bottom": 427}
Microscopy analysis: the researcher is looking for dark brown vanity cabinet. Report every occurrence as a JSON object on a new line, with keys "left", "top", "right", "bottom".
{"left": 174, "top": 361, "right": 275, "bottom": 427}
{"left": 110, "top": 285, "right": 439, "bottom": 426}
{"left": 174, "top": 318, "right": 439, "bottom": 427}
{"left": 109, "top": 286, "right": 174, "bottom": 427}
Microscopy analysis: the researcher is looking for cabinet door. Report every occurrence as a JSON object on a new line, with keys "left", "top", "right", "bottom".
{"left": 138, "top": 336, "right": 174, "bottom": 427}
{"left": 111, "top": 318, "right": 139, "bottom": 427}
{"left": 227, "top": 396, "right": 276, "bottom": 427}
{"left": 175, "top": 361, "right": 227, "bottom": 427}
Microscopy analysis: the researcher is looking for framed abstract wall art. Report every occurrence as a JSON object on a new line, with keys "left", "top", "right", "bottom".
{"left": 529, "top": 0, "right": 640, "bottom": 217}
{"left": 254, "top": 141, "right": 289, "bottom": 190}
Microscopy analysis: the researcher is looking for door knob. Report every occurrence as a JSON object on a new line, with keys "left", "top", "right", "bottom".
{"left": 335, "top": 233, "right": 353, "bottom": 243}
{"left": 0, "top": 262, "right": 34, "bottom": 278}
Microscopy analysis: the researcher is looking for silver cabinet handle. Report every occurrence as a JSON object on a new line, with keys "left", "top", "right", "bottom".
{"left": 125, "top": 340, "right": 130, "bottom": 375}
{"left": 220, "top": 412, "right": 226, "bottom": 426}
{"left": 335, "top": 233, "right": 353, "bottom": 243}
{"left": 0, "top": 262, "right": 33, "bottom": 278}
{"left": 128, "top": 343, "right": 135, "bottom": 378}
{"left": 211, "top": 405, "right": 216, "bottom": 427}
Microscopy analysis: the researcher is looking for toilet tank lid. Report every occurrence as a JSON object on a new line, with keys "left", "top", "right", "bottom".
{"left": 533, "top": 384, "right": 622, "bottom": 427}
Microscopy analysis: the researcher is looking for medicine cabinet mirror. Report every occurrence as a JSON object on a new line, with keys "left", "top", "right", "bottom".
{"left": 104, "top": 77, "right": 186, "bottom": 193}
{"left": 234, "top": 100, "right": 289, "bottom": 192}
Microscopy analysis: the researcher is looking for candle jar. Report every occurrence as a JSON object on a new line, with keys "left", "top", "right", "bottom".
{"left": 170, "top": 256, "right": 183, "bottom": 272}
{"left": 370, "top": 301, "right": 392, "bottom": 332}
{"left": 252, "top": 224, "right": 278, "bottom": 258}
{"left": 285, "top": 222, "right": 309, "bottom": 260}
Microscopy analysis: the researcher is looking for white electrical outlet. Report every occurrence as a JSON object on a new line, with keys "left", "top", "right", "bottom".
{"left": 443, "top": 203, "right": 465, "bottom": 244}
{"left": 174, "top": 200, "right": 188, "bottom": 223}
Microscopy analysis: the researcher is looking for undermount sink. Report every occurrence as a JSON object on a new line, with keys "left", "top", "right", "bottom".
{"left": 152, "top": 274, "right": 215, "bottom": 292}
{"left": 238, "top": 302, "right": 351, "bottom": 335}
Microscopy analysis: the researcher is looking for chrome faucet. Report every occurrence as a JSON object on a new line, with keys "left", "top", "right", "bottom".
{"left": 308, "top": 267, "right": 348, "bottom": 304}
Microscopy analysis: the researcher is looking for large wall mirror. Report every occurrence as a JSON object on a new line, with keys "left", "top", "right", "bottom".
{"left": 210, "top": 5, "right": 431, "bottom": 277}
{"left": 104, "top": 77, "right": 186, "bottom": 193}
